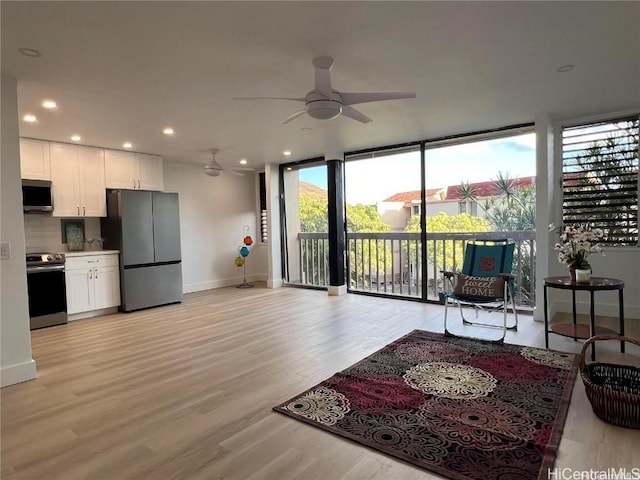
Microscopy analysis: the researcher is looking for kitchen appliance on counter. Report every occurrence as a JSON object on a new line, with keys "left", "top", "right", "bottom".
{"left": 102, "top": 190, "right": 183, "bottom": 312}
{"left": 26, "top": 252, "right": 67, "bottom": 329}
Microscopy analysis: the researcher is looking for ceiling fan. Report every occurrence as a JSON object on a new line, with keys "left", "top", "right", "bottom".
{"left": 204, "top": 149, "right": 254, "bottom": 177}
{"left": 233, "top": 56, "right": 416, "bottom": 124}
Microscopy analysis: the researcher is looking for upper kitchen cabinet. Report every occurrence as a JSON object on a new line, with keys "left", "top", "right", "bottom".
{"left": 20, "top": 138, "right": 51, "bottom": 180}
{"left": 136, "top": 153, "right": 164, "bottom": 191}
{"left": 50, "top": 142, "right": 106, "bottom": 217}
{"left": 104, "top": 150, "right": 164, "bottom": 191}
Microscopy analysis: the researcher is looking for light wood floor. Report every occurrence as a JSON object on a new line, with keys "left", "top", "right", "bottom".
{"left": 2, "top": 284, "right": 639, "bottom": 480}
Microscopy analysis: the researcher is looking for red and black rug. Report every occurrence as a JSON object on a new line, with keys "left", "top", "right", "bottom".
{"left": 273, "top": 330, "right": 578, "bottom": 480}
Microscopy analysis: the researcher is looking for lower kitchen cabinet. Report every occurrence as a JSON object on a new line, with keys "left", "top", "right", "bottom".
{"left": 65, "top": 253, "right": 120, "bottom": 316}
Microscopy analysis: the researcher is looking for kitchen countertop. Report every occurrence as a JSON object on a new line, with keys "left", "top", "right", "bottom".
{"left": 65, "top": 250, "right": 119, "bottom": 257}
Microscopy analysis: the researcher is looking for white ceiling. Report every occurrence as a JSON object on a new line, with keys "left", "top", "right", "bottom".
{"left": 2, "top": 1, "right": 639, "bottom": 170}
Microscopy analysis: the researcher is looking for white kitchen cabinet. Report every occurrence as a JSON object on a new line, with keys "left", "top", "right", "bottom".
{"left": 65, "top": 254, "right": 120, "bottom": 315}
{"left": 50, "top": 142, "right": 106, "bottom": 217}
{"left": 20, "top": 138, "right": 51, "bottom": 180}
{"left": 136, "top": 153, "right": 164, "bottom": 190}
{"left": 104, "top": 149, "right": 164, "bottom": 191}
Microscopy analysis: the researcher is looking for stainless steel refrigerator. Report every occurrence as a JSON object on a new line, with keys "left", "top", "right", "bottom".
{"left": 102, "top": 190, "right": 183, "bottom": 312}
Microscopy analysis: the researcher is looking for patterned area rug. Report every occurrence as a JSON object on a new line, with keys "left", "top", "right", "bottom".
{"left": 273, "top": 330, "right": 578, "bottom": 480}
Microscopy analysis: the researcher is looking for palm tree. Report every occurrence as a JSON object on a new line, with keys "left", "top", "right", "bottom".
{"left": 457, "top": 171, "right": 536, "bottom": 306}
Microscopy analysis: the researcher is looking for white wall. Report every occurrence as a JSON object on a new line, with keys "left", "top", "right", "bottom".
{"left": 1, "top": 74, "right": 37, "bottom": 387}
{"left": 163, "top": 163, "right": 267, "bottom": 293}
{"left": 376, "top": 201, "right": 408, "bottom": 231}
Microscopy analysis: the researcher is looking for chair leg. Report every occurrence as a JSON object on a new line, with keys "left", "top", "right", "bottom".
{"left": 444, "top": 298, "right": 505, "bottom": 343}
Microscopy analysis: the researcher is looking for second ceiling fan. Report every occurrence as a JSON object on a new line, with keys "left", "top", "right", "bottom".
{"left": 234, "top": 56, "right": 416, "bottom": 124}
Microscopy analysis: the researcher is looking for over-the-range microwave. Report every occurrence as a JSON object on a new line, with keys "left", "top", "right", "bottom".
{"left": 22, "top": 179, "right": 53, "bottom": 213}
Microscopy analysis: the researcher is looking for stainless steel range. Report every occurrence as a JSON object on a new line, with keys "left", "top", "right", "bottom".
{"left": 26, "top": 252, "right": 67, "bottom": 329}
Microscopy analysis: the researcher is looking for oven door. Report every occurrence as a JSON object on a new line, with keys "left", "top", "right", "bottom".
{"left": 27, "top": 265, "right": 68, "bottom": 329}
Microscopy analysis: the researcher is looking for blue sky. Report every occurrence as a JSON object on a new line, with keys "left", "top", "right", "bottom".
{"left": 299, "top": 133, "right": 536, "bottom": 204}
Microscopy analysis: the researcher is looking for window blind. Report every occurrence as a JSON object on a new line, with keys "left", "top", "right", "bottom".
{"left": 561, "top": 115, "right": 639, "bottom": 246}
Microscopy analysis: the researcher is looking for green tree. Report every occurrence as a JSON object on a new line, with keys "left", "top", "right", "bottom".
{"left": 458, "top": 171, "right": 536, "bottom": 231}
{"left": 346, "top": 204, "right": 391, "bottom": 232}
{"left": 299, "top": 195, "right": 328, "bottom": 232}
{"left": 457, "top": 172, "right": 537, "bottom": 306}
{"left": 299, "top": 196, "right": 392, "bottom": 287}
{"left": 405, "top": 212, "right": 490, "bottom": 271}
{"left": 346, "top": 204, "right": 392, "bottom": 286}
{"left": 299, "top": 197, "right": 391, "bottom": 233}
{"left": 567, "top": 118, "right": 639, "bottom": 246}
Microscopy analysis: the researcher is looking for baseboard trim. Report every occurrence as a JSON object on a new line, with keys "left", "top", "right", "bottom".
{"left": 69, "top": 307, "right": 118, "bottom": 321}
{"left": 1, "top": 359, "right": 37, "bottom": 388}
{"left": 184, "top": 274, "right": 265, "bottom": 294}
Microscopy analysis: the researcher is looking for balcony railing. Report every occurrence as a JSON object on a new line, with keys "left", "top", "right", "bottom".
{"left": 297, "top": 231, "right": 536, "bottom": 308}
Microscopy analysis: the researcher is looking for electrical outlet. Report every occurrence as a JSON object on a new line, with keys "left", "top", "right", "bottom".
{"left": 0, "top": 242, "right": 11, "bottom": 260}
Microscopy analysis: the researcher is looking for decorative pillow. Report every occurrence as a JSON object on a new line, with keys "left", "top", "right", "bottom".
{"left": 453, "top": 274, "right": 505, "bottom": 300}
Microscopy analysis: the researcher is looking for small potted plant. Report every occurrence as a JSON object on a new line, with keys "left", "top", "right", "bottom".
{"left": 549, "top": 223, "right": 604, "bottom": 283}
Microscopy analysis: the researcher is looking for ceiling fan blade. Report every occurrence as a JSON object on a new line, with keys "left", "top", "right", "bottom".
{"left": 233, "top": 96, "right": 306, "bottom": 102}
{"left": 282, "top": 109, "right": 307, "bottom": 124}
{"left": 341, "top": 92, "right": 416, "bottom": 106}
{"left": 312, "top": 56, "right": 334, "bottom": 98}
{"left": 341, "top": 106, "right": 372, "bottom": 124}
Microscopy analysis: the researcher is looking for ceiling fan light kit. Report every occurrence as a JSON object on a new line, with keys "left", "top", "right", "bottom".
{"left": 204, "top": 148, "right": 254, "bottom": 177}
{"left": 233, "top": 56, "right": 416, "bottom": 124}
{"left": 307, "top": 99, "right": 342, "bottom": 120}
{"left": 204, "top": 164, "right": 223, "bottom": 177}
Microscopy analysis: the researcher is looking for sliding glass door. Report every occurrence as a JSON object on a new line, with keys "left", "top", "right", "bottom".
{"left": 344, "top": 147, "right": 423, "bottom": 298}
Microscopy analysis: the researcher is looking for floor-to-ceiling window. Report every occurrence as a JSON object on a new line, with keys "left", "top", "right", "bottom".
{"left": 423, "top": 128, "right": 537, "bottom": 306}
{"left": 344, "top": 146, "right": 423, "bottom": 298}
{"left": 279, "top": 125, "right": 537, "bottom": 307}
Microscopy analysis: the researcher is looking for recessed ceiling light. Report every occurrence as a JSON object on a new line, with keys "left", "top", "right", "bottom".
{"left": 71, "top": 135, "right": 81, "bottom": 142}
{"left": 283, "top": 150, "right": 292, "bottom": 156}
{"left": 23, "top": 114, "right": 37, "bottom": 122}
{"left": 42, "top": 100, "right": 57, "bottom": 109}
{"left": 163, "top": 127, "right": 174, "bottom": 135}
{"left": 18, "top": 48, "right": 42, "bottom": 57}
{"left": 239, "top": 159, "right": 248, "bottom": 165}
{"left": 123, "top": 142, "right": 132, "bottom": 149}
{"left": 286, "top": 167, "right": 293, "bottom": 171}
{"left": 556, "top": 64, "right": 575, "bottom": 73}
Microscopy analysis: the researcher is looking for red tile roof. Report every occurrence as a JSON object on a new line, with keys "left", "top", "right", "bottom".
{"left": 446, "top": 176, "right": 536, "bottom": 200}
{"left": 382, "top": 176, "right": 536, "bottom": 204}
{"left": 383, "top": 188, "right": 445, "bottom": 203}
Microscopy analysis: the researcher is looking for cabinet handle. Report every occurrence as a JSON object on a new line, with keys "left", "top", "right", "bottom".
{"left": 133, "top": 179, "right": 137, "bottom": 189}
{"left": 137, "top": 179, "right": 141, "bottom": 189}
{"left": 83, "top": 206, "right": 86, "bottom": 216}
{"left": 94, "top": 268, "right": 98, "bottom": 279}
{"left": 88, "top": 269, "right": 93, "bottom": 279}
{"left": 77, "top": 206, "right": 80, "bottom": 216}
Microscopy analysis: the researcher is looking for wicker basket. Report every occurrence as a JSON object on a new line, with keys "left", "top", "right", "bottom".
{"left": 580, "top": 334, "right": 640, "bottom": 429}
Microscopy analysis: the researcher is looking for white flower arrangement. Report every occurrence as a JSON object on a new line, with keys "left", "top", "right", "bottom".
{"left": 549, "top": 223, "right": 604, "bottom": 269}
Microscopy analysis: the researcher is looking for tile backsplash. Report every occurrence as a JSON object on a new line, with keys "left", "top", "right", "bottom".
{"left": 24, "top": 215, "right": 102, "bottom": 253}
